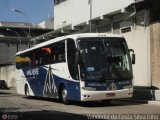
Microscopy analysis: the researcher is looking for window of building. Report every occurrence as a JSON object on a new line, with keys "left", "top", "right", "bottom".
{"left": 121, "top": 26, "right": 132, "bottom": 33}
{"left": 113, "top": 22, "right": 120, "bottom": 34}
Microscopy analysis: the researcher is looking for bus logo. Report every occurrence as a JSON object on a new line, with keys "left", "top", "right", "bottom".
{"left": 87, "top": 83, "right": 106, "bottom": 87}
{"left": 26, "top": 68, "right": 39, "bottom": 76}
{"left": 107, "top": 82, "right": 117, "bottom": 91}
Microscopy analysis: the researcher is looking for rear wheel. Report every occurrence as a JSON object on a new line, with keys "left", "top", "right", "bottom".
{"left": 25, "top": 85, "right": 30, "bottom": 98}
{"left": 61, "top": 87, "right": 69, "bottom": 104}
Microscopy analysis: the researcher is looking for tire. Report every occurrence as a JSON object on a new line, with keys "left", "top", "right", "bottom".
{"left": 25, "top": 85, "right": 30, "bottom": 98}
{"left": 1, "top": 85, "right": 5, "bottom": 89}
{"left": 61, "top": 87, "right": 69, "bottom": 105}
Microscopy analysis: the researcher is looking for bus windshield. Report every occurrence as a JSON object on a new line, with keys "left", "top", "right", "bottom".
{"left": 77, "top": 37, "right": 133, "bottom": 81}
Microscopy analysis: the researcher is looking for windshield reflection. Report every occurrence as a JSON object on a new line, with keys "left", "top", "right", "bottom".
{"left": 77, "top": 37, "right": 133, "bottom": 81}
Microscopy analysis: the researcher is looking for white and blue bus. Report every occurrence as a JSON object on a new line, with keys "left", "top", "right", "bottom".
{"left": 15, "top": 33, "right": 135, "bottom": 104}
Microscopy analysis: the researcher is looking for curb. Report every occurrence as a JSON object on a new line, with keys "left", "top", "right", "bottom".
{"left": 119, "top": 99, "right": 160, "bottom": 105}
{"left": 148, "top": 101, "right": 160, "bottom": 105}
{"left": 119, "top": 99, "right": 148, "bottom": 103}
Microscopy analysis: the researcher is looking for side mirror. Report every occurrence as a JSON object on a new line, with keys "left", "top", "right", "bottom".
{"left": 129, "top": 49, "right": 135, "bottom": 64}
{"left": 131, "top": 53, "right": 135, "bottom": 64}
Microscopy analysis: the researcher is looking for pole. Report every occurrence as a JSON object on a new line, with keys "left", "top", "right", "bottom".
{"left": 89, "top": 0, "right": 92, "bottom": 33}
{"left": 12, "top": 8, "right": 33, "bottom": 48}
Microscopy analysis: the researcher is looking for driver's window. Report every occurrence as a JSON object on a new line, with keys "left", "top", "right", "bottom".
{"left": 67, "top": 39, "right": 79, "bottom": 80}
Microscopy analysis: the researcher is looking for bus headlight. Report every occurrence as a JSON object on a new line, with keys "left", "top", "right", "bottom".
{"left": 123, "top": 85, "right": 133, "bottom": 89}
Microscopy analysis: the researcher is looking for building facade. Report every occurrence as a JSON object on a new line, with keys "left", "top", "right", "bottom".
{"left": 54, "top": 0, "right": 134, "bottom": 30}
{"left": 38, "top": 17, "right": 54, "bottom": 29}
{"left": 0, "top": 22, "right": 52, "bottom": 87}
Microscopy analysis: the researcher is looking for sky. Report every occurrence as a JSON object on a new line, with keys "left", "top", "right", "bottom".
{"left": 0, "top": 0, "right": 54, "bottom": 25}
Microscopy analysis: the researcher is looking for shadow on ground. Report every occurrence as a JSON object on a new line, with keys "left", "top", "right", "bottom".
{"left": 25, "top": 96, "right": 147, "bottom": 108}
{"left": 0, "top": 92, "right": 11, "bottom": 94}
{"left": 0, "top": 110, "right": 88, "bottom": 120}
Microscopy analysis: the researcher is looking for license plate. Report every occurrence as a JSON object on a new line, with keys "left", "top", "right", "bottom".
{"left": 106, "top": 93, "right": 115, "bottom": 97}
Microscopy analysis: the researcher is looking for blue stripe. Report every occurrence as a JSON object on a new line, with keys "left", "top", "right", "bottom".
{"left": 22, "top": 66, "right": 81, "bottom": 101}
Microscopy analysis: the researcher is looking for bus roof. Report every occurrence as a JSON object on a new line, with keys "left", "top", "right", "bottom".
{"left": 16, "top": 33, "right": 124, "bottom": 55}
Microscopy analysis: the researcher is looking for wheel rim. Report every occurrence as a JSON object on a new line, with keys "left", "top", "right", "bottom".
{"left": 62, "top": 88, "right": 67, "bottom": 102}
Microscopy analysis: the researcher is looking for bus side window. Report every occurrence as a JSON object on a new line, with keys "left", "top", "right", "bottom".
{"left": 40, "top": 47, "right": 51, "bottom": 64}
{"left": 52, "top": 48, "right": 58, "bottom": 63}
{"left": 58, "top": 41, "right": 65, "bottom": 62}
{"left": 39, "top": 56, "right": 43, "bottom": 65}
{"left": 51, "top": 41, "right": 65, "bottom": 63}
{"left": 16, "top": 53, "right": 31, "bottom": 69}
{"left": 16, "top": 55, "right": 23, "bottom": 69}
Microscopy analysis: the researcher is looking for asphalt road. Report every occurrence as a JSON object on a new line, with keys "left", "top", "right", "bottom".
{"left": 0, "top": 88, "right": 160, "bottom": 120}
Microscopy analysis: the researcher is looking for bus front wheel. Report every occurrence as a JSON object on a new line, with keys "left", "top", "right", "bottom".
{"left": 61, "top": 87, "right": 69, "bottom": 104}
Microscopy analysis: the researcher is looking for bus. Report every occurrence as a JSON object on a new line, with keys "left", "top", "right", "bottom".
{"left": 15, "top": 33, "right": 135, "bottom": 104}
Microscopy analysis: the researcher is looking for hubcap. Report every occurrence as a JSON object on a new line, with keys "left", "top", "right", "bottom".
{"left": 62, "top": 89, "right": 67, "bottom": 102}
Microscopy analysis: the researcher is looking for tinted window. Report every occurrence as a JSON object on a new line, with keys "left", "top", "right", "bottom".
{"left": 16, "top": 40, "right": 66, "bottom": 69}
{"left": 67, "top": 39, "right": 79, "bottom": 80}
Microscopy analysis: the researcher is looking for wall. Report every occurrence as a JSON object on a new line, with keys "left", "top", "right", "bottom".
{"left": 0, "top": 43, "right": 28, "bottom": 88}
{"left": 0, "top": 65, "right": 16, "bottom": 87}
{"left": 0, "top": 43, "right": 28, "bottom": 64}
{"left": 150, "top": 23, "right": 160, "bottom": 89}
{"left": 0, "top": 43, "right": 17, "bottom": 64}
{"left": 72, "top": 0, "right": 134, "bottom": 26}
{"left": 54, "top": 0, "right": 134, "bottom": 30}
{"left": 54, "top": 0, "right": 72, "bottom": 30}
{"left": 150, "top": 12, "right": 160, "bottom": 89}
{"left": 121, "top": 10, "right": 151, "bottom": 87}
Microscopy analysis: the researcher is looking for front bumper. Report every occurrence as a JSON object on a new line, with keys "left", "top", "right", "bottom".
{"left": 81, "top": 88, "right": 133, "bottom": 101}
